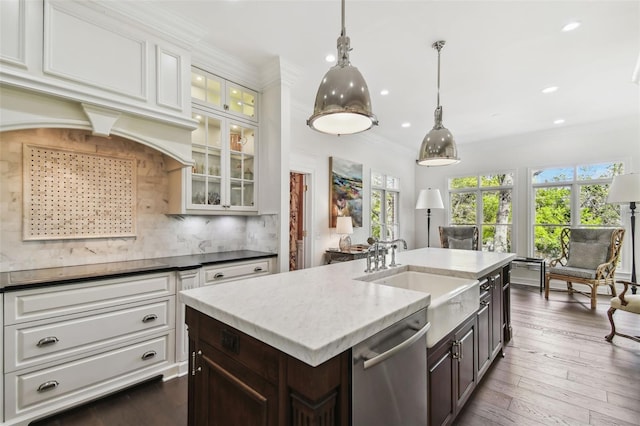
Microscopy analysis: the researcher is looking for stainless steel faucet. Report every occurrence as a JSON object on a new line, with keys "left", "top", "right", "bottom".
{"left": 365, "top": 237, "right": 379, "bottom": 272}
{"left": 387, "top": 239, "right": 407, "bottom": 267}
{"left": 365, "top": 237, "right": 407, "bottom": 271}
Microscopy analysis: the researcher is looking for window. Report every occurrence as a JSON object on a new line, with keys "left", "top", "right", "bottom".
{"left": 449, "top": 173, "right": 514, "bottom": 252}
{"left": 371, "top": 172, "right": 400, "bottom": 240}
{"left": 532, "top": 162, "right": 623, "bottom": 259}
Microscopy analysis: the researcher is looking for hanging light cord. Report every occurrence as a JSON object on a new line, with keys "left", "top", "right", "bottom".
{"left": 341, "top": 0, "right": 346, "bottom": 36}
{"left": 433, "top": 41, "right": 445, "bottom": 108}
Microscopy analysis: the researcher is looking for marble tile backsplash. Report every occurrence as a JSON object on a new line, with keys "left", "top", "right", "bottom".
{"left": 0, "top": 129, "right": 278, "bottom": 271}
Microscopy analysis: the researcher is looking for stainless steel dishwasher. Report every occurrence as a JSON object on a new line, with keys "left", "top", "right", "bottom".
{"left": 352, "top": 308, "right": 430, "bottom": 426}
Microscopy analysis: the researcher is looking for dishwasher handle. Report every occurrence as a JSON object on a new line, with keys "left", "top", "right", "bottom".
{"left": 363, "top": 322, "right": 431, "bottom": 370}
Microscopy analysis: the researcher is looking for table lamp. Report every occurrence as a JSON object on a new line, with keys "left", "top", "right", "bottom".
{"left": 336, "top": 216, "right": 354, "bottom": 251}
{"left": 607, "top": 172, "right": 640, "bottom": 293}
{"left": 416, "top": 188, "right": 444, "bottom": 247}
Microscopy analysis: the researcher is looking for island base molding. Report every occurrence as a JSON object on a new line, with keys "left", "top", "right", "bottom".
{"left": 185, "top": 306, "right": 350, "bottom": 426}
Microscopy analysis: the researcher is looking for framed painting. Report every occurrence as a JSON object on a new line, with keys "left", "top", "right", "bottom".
{"left": 329, "top": 157, "right": 363, "bottom": 228}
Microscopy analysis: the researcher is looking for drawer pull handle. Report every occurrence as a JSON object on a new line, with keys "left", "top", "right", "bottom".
{"left": 214, "top": 272, "right": 225, "bottom": 279}
{"left": 37, "top": 380, "right": 59, "bottom": 393}
{"left": 141, "top": 350, "right": 157, "bottom": 361}
{"left": 254, "top": 267, "right": 263, "bottom": 272}
{"left": 142, "top": 314, "right": 158, "bottom": 323}
{"left": 37, "top": 336, "right": 59, "bottom": 347}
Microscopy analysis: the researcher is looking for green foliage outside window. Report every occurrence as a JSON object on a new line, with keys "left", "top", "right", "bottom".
{"left": 532, "top": 162, "right": 623, "bottom": 259}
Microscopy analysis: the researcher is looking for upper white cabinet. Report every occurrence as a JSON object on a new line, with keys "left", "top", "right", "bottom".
{"left": 168, "top": 67, "right": 260, "bottom": 215}
{"left": 190, "top": 110, "right": 257, "bottom": 211}
{"left": 0, "top": 0, "right": 193, "bottom": 129}
{"left": 191, "top": 67, "right": 258, "bottom": 122}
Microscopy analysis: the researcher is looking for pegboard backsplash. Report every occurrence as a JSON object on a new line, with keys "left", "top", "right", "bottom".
{"left": 23, "top": 145, "right": 137, "bottom": 240}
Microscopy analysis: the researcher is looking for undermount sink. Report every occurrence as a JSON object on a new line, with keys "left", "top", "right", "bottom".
{"left": 358, "top": 268, "right": 479, "bottom": 348}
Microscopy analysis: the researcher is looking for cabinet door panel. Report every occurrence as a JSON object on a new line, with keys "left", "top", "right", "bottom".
{"left": 490, "top": 273, "right": 503, "bottom": 357}
{"left": 455, "top": 325, "right": 476, "bottom": 407}
{"left": 476, "top": 296, "right": 491, "bottom": 378}
{"left": 428, "top": 346, "right": 454, "bottom": 426}
{"left": 196, "top": 343, "right": 278, "bottom": 426}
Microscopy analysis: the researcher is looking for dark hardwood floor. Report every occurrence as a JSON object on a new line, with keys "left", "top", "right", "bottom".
{"left": 455, "top": 284, "right": 640, "bottom": 426}
{"left": 31, "top": 285, "right": 639, "bottom": 426}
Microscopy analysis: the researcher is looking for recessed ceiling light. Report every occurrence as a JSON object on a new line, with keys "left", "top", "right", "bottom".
{"left": 542, "top": 86, "right": 559, "bottom": 94}
{"left": 554, "top": 119, "right": 565, "bottom": 125}
{"left": 380, "top": 89, "right": 389, "bottom": 96}
{"left": 562, "top": 21, "right": 581, "bottom": 32}
{"left": 401, "top": 122, "right": 411, "bottom": 128}
{"left": 325, "top": 54, "right": 335, "bottom": 62}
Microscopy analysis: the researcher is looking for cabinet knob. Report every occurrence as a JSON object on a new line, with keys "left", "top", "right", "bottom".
{"left": 141, "top": 350, "right": 157, "bottom": 361}
{"left": 37, "top": 380, "right": 59, "bottom": 393}
{"left": 142, "top": 314, "right": 158, "bottom": 323}
{"left": 36, "top": 336, "right": 59, "bottom": 347}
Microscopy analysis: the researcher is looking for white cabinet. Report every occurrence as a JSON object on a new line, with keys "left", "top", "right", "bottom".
{"left": 175, "top": 268, "right": 200, "bottom": 376}
{"left": 202, "top": 258, "right": 274, "bottom": 286}
{"left": 167, "top": 67, "right": 260, "bottom": 215}
{"left": 0, "top": 0, "right": 192, "bottom": 129}
{"left": 2, "top": 272, "right": 178, "bottom": 425}
{"left": 191, "top": 67, "right": 258, "bottom": 122}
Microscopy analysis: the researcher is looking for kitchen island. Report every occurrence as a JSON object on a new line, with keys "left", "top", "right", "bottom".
{"left": 180, "top": 247, "right": 515, "bottom": 425}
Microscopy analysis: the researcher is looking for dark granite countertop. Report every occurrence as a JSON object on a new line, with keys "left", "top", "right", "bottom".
{"left": 0, "top": 250, "right": 277, "bottom": 292}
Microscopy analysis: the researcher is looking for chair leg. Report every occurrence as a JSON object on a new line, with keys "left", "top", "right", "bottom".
{"left": 567, "top": 281, "right": 574, "bottom": 293}
{"left": 605, "top": 307, "right": 617, "bottom": 342}
{"left": 590, "top": 284, "right": 597, "bottom": 309}
{"left": 609, "top": 282, "right": 617, "bottom": 297}
{"left": 544, "top": 274, "right": 550, "bottom": 300}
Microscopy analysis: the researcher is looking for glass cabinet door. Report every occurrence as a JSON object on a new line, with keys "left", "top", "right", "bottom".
{"left": 191, "top": 113, "right": 223, "bottom": 207}
{"left": 228, "top": 122, "right": 256, "bottom": 207}
{"left": 227, "top": 83, "right": 257, "bottom": 121}
{"left": 191, "top": 69, "right": 223, "bottom": 110}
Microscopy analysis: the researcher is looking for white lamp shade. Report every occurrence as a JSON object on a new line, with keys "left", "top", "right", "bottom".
{"left": 416, "top": 188, "right": 444, "bottom": 210}
{"left": 336, "top": 216, "right": 354, "bottom": 234}
{"left": 607, "top": 172, "right": 640, "bottom": 204}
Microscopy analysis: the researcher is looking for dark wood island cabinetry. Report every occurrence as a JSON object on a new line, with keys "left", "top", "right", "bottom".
{"left": 185, "top": 306, "right": 350, "bottom": 426}
{"left": 179, "top": 249, "right": 514, "bottom": 426}
{"left": 427, "top": 265, "right": 510, "bottom": 426}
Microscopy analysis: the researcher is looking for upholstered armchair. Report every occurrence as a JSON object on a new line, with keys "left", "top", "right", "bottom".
{"left": 544, "top": 227, "right": 625, "bottom": 309}
{"left": 439, "top": 226, "right": 480, "bottom": 251}
{"left": 605, "top": 280, "right": 640, "bottom": 342}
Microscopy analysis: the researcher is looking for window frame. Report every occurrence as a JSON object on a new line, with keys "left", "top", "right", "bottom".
{"left": 529, "top": 161, "right": 624, "bottom": 260}
{"left": 370, "top": 171, "right": 400, "bottom": 241}
{"left": 447, "top": 170, "right": 515, "bottom": 252}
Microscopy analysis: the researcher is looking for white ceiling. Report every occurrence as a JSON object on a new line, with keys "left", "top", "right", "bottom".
{"left": 153, "top": 0, "right": 640, "bottom": 151}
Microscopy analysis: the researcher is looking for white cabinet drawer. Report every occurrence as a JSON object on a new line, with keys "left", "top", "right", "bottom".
{"left": 5, "top": 297, "right": 175, "bottom": 372}
{"left": 4, "top": 272, "right": 175, "bottom": 325}
{"left": 203, "top": 259, "right": 271, "bottom": 285}
{"left": 5, "top": 334, "right": 171, "bottom": 417}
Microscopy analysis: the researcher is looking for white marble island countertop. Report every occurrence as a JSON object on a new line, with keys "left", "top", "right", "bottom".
{"left": 179, "top": 247, "right": 515, "bottom": 367}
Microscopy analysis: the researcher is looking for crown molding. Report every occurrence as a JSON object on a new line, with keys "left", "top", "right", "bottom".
{"left": 260, "top": 57, "right": 304, "bottom": 90}
{"left": 86, "top": 1, "right": 206, "bottom": 49}
{"left": 191, "top": 43, "right": 261, "bottom": 90}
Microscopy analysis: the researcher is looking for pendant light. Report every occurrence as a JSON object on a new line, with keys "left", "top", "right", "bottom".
{"left": 417, "top": 40, "right": 460, "bottom": 166}
{"left": 307, "top": 0, "right": 377, "bottom": 135}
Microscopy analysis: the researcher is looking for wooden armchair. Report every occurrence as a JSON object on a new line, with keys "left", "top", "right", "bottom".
{"left": 605, "top": 280, "right": 640, "bottom": 342}
{"left": 439, "top": 226, "right": 479, "bottom": 250}
{"left": 544, "top": 227, "right": 625, "bottom": 309}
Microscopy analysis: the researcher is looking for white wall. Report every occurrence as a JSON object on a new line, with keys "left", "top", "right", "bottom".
{"left": 289, "top": 104, "right": 418, "bottom": 268}
{"left": 415, "top": 115, "right": 640, "bottom": 279}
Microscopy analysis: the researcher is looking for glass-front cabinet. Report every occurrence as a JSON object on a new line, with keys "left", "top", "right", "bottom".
{"left": 189, "top": 109, "right": 257, "bottom": 211}
{"left": 168, "top": 68, "right": 259, "bottom": 215}
{"left": 191, "top": 67, "right": 257, "bottom": 122}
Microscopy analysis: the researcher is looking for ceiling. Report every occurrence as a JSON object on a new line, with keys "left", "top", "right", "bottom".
{"left": 153, "top": 0, "right": 640, "bottom": 151}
